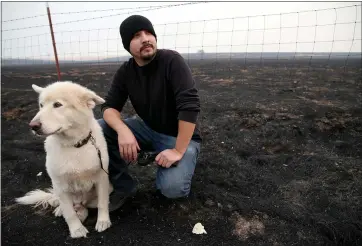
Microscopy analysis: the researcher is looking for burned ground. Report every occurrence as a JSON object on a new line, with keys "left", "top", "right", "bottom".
{"left": 1, "top": 58, "right": 362, "bottom": 246}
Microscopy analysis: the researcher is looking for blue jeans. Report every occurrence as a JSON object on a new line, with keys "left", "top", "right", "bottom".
{"left": 97, "top": 116, "right": 201, "bottom": 199}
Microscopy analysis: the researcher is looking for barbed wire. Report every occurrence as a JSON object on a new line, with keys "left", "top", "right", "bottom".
{"left": 153, "top": 4, "right": 361, "bottom": 26}
{"left": 2, "top": 2, "right": 204, "bottom": 23}
{"left": 2, "top": 2, "right": 208, "bottom": 32}
{"left": 2, "top": 19, "right": 360, "bottom": 42}
{"left": 2, "top": 3, "right": 361, "bottom": 84}
{"left": 2, "top": 2, "right": 207, "bottom": 23}
{"left": 4, "top": 39, "right": 361, "bottom": 51}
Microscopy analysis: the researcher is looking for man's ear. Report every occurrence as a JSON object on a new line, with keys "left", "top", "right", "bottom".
{"left": 32, "top": 84, "right": 44, "bottom": 94}
{"left": 85, "top": 91, "right": 105, "bottom": 109}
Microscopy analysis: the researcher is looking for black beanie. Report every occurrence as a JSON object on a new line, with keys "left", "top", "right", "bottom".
{"left": 119, "top": 15, "right": 157, "bottom": 53}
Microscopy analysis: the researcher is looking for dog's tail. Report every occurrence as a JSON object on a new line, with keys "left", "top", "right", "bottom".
{"left": 15, "top": 188, "right": 59, "bottom": 209}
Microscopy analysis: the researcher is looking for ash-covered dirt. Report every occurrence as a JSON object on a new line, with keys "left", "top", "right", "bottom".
{"left": 1, "top": 58, "right": 362, "bottom": 246}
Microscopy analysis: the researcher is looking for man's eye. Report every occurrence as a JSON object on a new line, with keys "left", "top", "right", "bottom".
{"left": 53, "top": 102, "right": 63, "bottom": 108}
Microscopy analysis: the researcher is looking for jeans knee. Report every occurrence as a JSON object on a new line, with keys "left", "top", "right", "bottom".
{"left": 158, "top": 179, "right": 191, "bottom": 198}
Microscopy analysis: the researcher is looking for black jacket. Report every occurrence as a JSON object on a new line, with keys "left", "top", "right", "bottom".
{"left": 101, "top": 49, "right": 202, "bottom": 142}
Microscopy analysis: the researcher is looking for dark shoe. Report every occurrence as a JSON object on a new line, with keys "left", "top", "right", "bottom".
{"left": 136, "top": 151, "right": 179, "bottom": 168}
{"left": 136, "top": 151, "right": 159, "bottom": 166}
{"left": 108, "top": 189, "right": 135, "bottom": 212}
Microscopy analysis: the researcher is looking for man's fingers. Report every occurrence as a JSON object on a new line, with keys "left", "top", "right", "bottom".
{"left": 166, "top": 160, "right": 173, "bottom": 168}
{"left": 122, "top": 145, "right": 127, "bottom": 161}
{"left": 155, "top": 153, "right": 161, "bottom": 162}
{"left": 119, "top": 145, "right": 125, "bottom": 159}
{"left": 118, "top": 145, "right": 123, "bottom": 158}
{"left": 127, "top": 145, "right": 134, "bottom": 161}
{"left": 160, "top": 156, "right": 169, "bottom": 167}
{"left": 158, "top": 156, "right": 164, "bottom": 166}
{"left": 156, "top": 154, "right": 162, "bottom": 165}
{"left": 161, "top": 155, "right": 166, "bottom": 166}
{"left": 136, "top": 142, "right": 141, "bottom": 151}
{"left": 124, "top": 145, "right": 129, "bottom": 161}
{"left": 132, "top": 145, "right": 138, "bottom": 161}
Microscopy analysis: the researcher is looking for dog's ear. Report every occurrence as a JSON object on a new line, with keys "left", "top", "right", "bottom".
{"left": 85, "top": 91, "right": 105, "bottom": 109}
{"left": 32, "top": 84, "right": 44, "bottom": 94}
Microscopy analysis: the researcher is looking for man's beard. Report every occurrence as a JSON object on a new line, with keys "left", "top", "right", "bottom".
{"left": 141, "top": 52, "right": 155, "bottom": 61}
{"left": 140, "top": 44, "right": 156, "bottom": 61}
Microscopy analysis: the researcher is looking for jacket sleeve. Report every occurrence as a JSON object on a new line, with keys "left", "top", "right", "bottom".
{"left": 101, "top": 63, "right": 129, "bottom": 114}
{"left": 169, "top": 53, "right": 200, "bottom": 124}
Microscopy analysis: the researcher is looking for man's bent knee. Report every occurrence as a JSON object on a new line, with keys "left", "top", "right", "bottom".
{"left": 158, "top": 180, "right": 191, "bottom": 198}
{"left": 156, "top": 144, "right": 199, "bottom": 199}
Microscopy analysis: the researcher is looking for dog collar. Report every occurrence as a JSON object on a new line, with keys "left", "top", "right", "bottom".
{"left": 73, "top": 131, "right": 109, "bottom": 175}
{"left": 74, "top": 131, "right": 92, "bottom": 148}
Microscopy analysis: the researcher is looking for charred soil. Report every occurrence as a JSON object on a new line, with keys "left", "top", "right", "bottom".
{"left": 2, "top": 58, "right": 362, "bottom": 245}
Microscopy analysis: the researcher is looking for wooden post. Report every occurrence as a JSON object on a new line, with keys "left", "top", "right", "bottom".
{"left": 46, "top": 2, "right": 61, "bottom": 80}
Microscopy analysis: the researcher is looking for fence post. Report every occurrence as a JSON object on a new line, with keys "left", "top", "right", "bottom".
{"left": 46, "top": 2, "right": 61, "bottom": 81}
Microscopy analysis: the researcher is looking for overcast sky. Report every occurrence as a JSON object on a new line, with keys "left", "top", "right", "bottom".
{"left": 2, "top": 1, "right": 361, "bottom": 61}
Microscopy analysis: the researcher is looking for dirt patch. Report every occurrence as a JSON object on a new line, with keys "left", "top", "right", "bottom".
{"left": 313, "top": 111, "right": 357, "bottom": 133}
{"left": 229, "top": 212, "right": 265, "bottom": 241}
{"left": 279, "top": 180, "right": 311, "bottom": 209}
{"left": 2, "top": 108, "right": 25, "bottom": 120}
{"left": 298, "top": 96, "right": 335, "bottom": 106}
{"left": 309, "top": 87, "right": 331, "bottom": 92}
{"left": 264, "top": 142, "right": 290, "bottom": 154}
{"left": 210, "top": 78, "right": 233, "bottom": 86}
{"left": 315, "top": 117, "right": 346, "bottom": 132}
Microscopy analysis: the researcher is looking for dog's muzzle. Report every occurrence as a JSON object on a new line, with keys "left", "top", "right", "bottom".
{"left": 29, "top": 120, "right": 61, "bottom": 136}
{"left": 29, "top": 120, "right": 42, "bottom": 133}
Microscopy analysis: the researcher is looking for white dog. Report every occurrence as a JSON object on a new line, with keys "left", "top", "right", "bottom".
{"left": 15, "top": 81, "right": 113, "bottom": 238}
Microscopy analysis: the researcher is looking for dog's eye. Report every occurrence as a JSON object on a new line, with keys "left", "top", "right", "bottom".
{"left": 40, "top": 103, "right": 43, "bottom": 108}
{"left": 53, "top": 102, "right": 62, "bottom": 108}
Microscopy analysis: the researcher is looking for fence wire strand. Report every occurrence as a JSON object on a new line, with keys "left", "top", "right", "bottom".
{"left": 2, "top": 3, "right": 361, "bottom": 83}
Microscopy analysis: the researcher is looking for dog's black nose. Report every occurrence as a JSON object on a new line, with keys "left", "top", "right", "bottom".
{"left": 29, "top": 121, "right": 41, "bottom": 132}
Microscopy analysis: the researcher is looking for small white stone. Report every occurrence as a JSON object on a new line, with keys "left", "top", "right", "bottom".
{"left": 192, "top": 222, "right": 207, "bottom": 234}
{"left": 37, "top": 172, "right": 42, "bottom": 176}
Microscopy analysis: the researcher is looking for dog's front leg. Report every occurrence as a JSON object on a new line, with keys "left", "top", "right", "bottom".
{"left": 95, "top": 171, "right": 112, "bottom": 232}
{"left": 58, "top": 191, "right": 89, "bottom": 238}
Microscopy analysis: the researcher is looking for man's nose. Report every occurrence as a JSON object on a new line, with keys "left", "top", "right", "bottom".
{"left": 29, "top": 120, "right": 42, "bottom": 132}
{"left": 140, "top": 31, "right": 150, "bottom": 42}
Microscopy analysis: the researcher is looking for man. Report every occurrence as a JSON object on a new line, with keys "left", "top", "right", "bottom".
{"left": 97, "top": 15, "right": 202, "bottom": 211}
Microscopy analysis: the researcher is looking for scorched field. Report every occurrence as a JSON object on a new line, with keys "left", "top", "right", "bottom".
{"left": 1, "top": 57, "right": 362, "bottom": 246}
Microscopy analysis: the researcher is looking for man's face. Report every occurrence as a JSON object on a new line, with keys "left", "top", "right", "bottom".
{"left": 129, "top": 30, "right": 157, "bottom": 62}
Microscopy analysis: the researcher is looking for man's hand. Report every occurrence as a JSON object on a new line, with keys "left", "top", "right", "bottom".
{"left": 117, "top": 125, "right": 140, "bottom": 162}
{"left": 155, "top": 149, "right": 183, "bottom": 168}
{"left": 103, "top": 108, "right": 139, "bottom": 162}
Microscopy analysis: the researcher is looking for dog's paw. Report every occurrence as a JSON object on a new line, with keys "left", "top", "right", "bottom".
{"left": 70, "top": 225, "right": 89, "bottom": 238}
{"left": 53, "top": 206, "right": 62, "bottom": 217}
{"left": 95, "top": 219, "right": 112, "bottom": 232}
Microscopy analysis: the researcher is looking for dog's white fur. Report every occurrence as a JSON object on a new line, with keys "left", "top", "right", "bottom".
{"left": 15, "top": 81, "right": 113, "bottom": 238}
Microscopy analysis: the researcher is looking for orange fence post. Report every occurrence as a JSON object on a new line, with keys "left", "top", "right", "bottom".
{"left": 46, "top": 2, "right": 61, "bottom": 80}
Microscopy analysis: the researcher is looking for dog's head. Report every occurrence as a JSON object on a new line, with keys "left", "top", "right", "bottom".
{"left": 29, "top": 81, "right": 105, "bottom": 137}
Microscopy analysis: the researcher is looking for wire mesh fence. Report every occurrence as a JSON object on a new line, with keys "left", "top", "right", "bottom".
{"left": 1, "top": 3, "right": 361, "bottom": 83}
